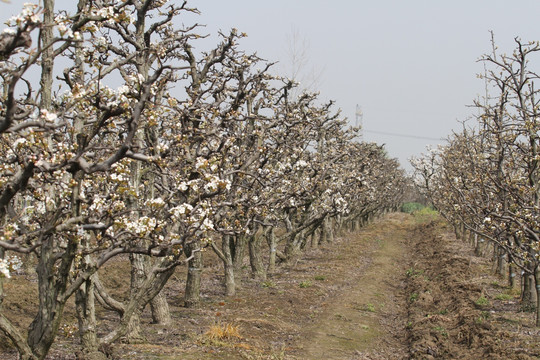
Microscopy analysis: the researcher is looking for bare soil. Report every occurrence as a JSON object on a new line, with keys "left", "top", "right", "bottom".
{"left": 1, "top": 213, "right": 539, "bottom": 359}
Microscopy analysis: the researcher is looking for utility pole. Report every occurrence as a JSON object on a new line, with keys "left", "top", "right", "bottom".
{"left": 355, "top": 104, "right": 363, "bottom": 141}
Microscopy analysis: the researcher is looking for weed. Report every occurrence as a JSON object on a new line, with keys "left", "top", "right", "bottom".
{"left": 413, "top": 207, "right": 439, "bottom": 223}
{"left": 59, "top": 323, "right": 77, "bottom": 339}
{"left": 365, "top": 303, "right": 376, "bottom": 312}
{"left": 438, "top": 308, "right": 448, "bottom": 315}
{"left": 406, "top": 321, "right": 413, "bottom": 329}
{"left": 409, "top": 292, "right": 419, "bottom": 302}
{"left": 494, "top": 293, "right": 513, "bottom": 301}
{"left": 314, "top": 275, "right": 326, "bottom": 281}
{"left": 406, "top": 267, "right": 424, "bottom": 278}
{"left": 299, "top": 280, "right": 312, "bottom": 288}
{"left": 261, "top": 280, "right": 276, "bottom": 288}
{"left": 434, "top": 326, "right": 448, "bottom": 337}
{"left": 476, "top": 311, "right": 490, "bottom": 323}
{"left": 268, "top": 347, "right": 286, "bottom": 360}
{"left": 205, "top": 323, "right": 242, "bottom": 341}
{"left": 475, "top": 295, "right": 489, "bottom": 307}
{"left": 334, "top": 313, "right": 350, "bottom": 321}
{"left": 400, "top": 202, "right": 425, "bottom": 214}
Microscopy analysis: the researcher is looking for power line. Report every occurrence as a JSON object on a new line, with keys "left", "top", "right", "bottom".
{"left": 364, "top": 129, "right": 445, "bottom": 141}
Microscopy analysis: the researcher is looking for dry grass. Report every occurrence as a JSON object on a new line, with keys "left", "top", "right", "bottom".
{"left": 204, "top": 322, "right": 242, "bottom": 341}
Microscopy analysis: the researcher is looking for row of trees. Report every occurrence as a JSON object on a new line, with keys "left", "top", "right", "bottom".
{"left": 412, "top": 34, "right": 540, "bottom": 326}
{"left": 0, "top": 1, "right": 406, "bottom": 359}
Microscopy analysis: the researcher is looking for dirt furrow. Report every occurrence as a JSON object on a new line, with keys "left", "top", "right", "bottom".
{"left": 290, "top": 213, "right": 411, "bottom": 360}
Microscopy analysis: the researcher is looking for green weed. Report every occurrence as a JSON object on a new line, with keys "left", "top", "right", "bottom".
{"left": 494, "top": 293, "right": 513, "bottom": 301}
{"left": 475, "top": 295, "right": 489, "bottom": 307}
{"left": 406, "top": 267, "right": 424, "bottom": 278}
{"left": 434, "top": 326, "right": 448, "bottom": 337}
{"left": 261, "top": 280, "right": 276, "bottom": 288}
{"left": 400, "top": 202, "right": 425, "bottom": 214}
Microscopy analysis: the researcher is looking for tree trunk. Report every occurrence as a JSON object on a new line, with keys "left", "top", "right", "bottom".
{"left": 150, "top": 292, "right": 171, "bottom": 325}
{"left": 76, "top": 275, "right": 98, "bottom": 354}
{"left": 184, "top": 240, "right": 203, "bottom": 308}
{"left": 28, "top": 235, "right": 72, "bottom": 360}
{"left": 249, "top": 232, "right": 266, "bottom": 281}
{"left": 496, "top": 247, "right": 505, "bottom": 277}
{"left": 310, "top": 229, "right": 319, "bottom": 249}
{"left": 508, "top": 252, "right": 516, "bottom": 288}
{"left": 534, "top": 265, "right": 540, "bottom": 327}
{"left": 326, "top": 217, "right": 334, "bottom": 243}
{"left": 284, "top": 232, "right": 301, "bottom": 260}
{"left": 266, "top": 227, "right": 277, "bottom": 275}
{"left": 101, "top": 263, "right": 177, "bottom": 345}
{"left": 127, "top": 254, "right": 146, "bottom": 342}
{"left": 232, "top": 234, "right": 247, "bottom": 276}
{"left": 468, "top": 230, "right": 475, "bottom": 247}
{"left": 474, "top": 235, "right": 484, "bottom": 257}
{"left": 319, "top": 223, "right": 327, "bottom": 244}
{"left": 222, "top": 235, "right": 236, "bottom": 296}
{"left": 522, "top": 272, "right": 535, "bottom": 311}
{"left": 0, "top": 250, "right": 37, "bottom": 359}
{"left": 39, "top": 0, "right": 54, "bottom": 110}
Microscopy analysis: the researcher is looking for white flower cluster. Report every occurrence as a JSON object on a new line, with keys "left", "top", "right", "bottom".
{"left": 170, "top": 203, "right": 193, "bottom": 218}
{"left": 0, "top": 259, "right": 10, "bottom": 278}
{"left": 104, "top": 85, "right": 130, "bottom": 108}
{"left": 195, "top": 157, "right": 208, "bottom": 170}
{"left": 170, "top": 202, "right": 215, "bottom": 235}
{"left": 54, "top": 14, "right": 81, "bottom": 40}
{"left": 7, "top": 3, "right": 40, "bottom": 27}
{"left": 333, "top": 196, "right": 348, "bottom": 213}
{"left": 146, "top": 197, "right": 166, "bottom": 209}
{"left": 89, "top": 195, "right": 106, "bottom": 212}
{"left": 203, "top": 175, "right": 231, "bottom": 193}
{"left": 0, "top": 255, "right": 22, "bottom": 279}
{"left": 124, "top": 216, "right": 163, "bottom": 236}
{"left": 293, "top": 160, "right": 308, "bottom": 170}
{"left": 40, "top": 109, "right": 58, "bottom": 123}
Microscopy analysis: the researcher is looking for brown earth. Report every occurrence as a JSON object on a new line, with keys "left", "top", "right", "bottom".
{"left": 1, "top": 212, "right": 539, "bottom": 359}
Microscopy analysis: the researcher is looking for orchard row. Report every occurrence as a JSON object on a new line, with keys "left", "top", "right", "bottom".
{"left": 413, "top": 35, "right": 540, "bottom": 326}
{"left": 0, "top": 2, "right": 406, "bottom": 359}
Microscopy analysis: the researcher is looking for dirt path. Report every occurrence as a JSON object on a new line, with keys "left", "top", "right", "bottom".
{"left": 290, "top": 213, "right": 411, "bottom": 360}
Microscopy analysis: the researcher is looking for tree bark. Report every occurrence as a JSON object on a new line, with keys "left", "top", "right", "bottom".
{"left": 184, "top": 240, "right": 203, "bottom": 308}
{"left": 101, "top": 263, "right": 176, "bottom": 345}
{"left": 232, "top": 234, "right": 247, "bottom": 276}
{"left": 28, "top": 235, "right": 73, "bottom": 360}
{"left": 534, "top": 265, "right": 540, "bottom": 327}
{"left": 126, "top": 253, "right": 146, "bottom": 342}
{"left": 222, "top": 235, "right": 236, "bottom": 296}
{"left": 522, "top": 272, "right": 535, "bottom": 311}
{"left": 249, "top": 232, "right": 266, "bottom": 281}
{"left": 39, "top": 0, "right": 54, "bottom": 110}
{"left": 75, "top": 275, "right": 98, "bottom": 353}
{"left": 266, "top": 227, "right": 277, "bottom": 275}
{"left": 150, "top": 292, "right": 171, "bottom": 325}
{"left": 310, "top": 229, "right": 319, "bottom": 249}
{"left": 325, "top": 217, "right": 334, "bottom": 243}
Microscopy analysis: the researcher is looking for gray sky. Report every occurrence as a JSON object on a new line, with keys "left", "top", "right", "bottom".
{"left": 3, "top": 1, "right": 540, "bottom": 172}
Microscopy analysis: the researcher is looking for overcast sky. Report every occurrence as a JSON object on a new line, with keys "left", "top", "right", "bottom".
{"left": 3, "top": 1, "right": 540, "bottom": 172}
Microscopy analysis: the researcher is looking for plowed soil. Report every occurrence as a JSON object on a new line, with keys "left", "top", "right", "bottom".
{"left": 1, "top": 213, "right": 539, "bottom": 359}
